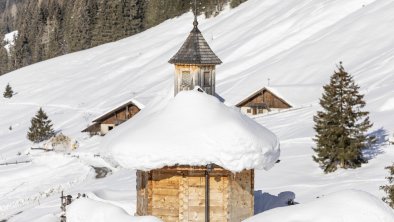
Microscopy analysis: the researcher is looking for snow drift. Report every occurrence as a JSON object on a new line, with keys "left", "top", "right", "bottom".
{"left": 103, "top": 91, "right": 280, "bottom": 172}
{"left": 67, "top": 198, "right": 162, "bottom": 222}
{"left": 245, "top": 190, "right": 394, "bottom": 222}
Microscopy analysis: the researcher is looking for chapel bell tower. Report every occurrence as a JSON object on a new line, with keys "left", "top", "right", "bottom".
{"left": 169, "top": 13, "right": 222, "bottom": 96}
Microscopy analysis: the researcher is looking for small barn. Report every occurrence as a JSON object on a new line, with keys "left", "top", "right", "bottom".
{"left": 82, "top": 100, "right": 142, "bottom": 136}
{"left": 236, "top": 87, "right": 291, "bottom": 116}
{"left": 103, "top": 91, "right": 280, "bottom": 222}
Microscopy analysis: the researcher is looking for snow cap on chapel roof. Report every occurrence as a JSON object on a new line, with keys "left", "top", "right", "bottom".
{"left": 103, "top": 91, "right": 280, "bottom": 172}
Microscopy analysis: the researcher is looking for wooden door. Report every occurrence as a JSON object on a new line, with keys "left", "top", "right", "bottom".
{"left": 179, "top": 176, "right": 228, "bottom": 222}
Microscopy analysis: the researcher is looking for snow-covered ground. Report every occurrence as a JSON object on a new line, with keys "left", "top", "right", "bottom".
{"left": 245, "top": 190, "right": 394, "bottom": 222}
{"left": 67, "top": 198, "right": 163, "bottom": 222}
{"left": 1, "top": 0, "right": 394, "bottom": 221}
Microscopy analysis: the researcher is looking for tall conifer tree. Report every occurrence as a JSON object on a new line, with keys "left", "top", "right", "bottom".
{"left": 313, "top": 62, "right": 373, "bottom": 173}
{"left": 27, "top": 108, "right": 55, "bottom": 143}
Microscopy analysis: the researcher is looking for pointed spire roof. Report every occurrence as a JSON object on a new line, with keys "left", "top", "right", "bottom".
{"left": 169, "top": 17, "right": 222, "bottom": 65}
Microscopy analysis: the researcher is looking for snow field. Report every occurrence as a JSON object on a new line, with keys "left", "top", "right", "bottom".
{"left": 0, "top": 0, "right": 394, "bottom": 221}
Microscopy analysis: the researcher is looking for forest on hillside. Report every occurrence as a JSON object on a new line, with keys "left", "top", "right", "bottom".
{"left": 0, "top": 0, "right": 247, "bottom": 76}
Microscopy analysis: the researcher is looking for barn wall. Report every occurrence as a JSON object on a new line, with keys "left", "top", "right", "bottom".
{"left": 101, "top": 105, "right": 140, "bottom": 125}
{"left": 239, "top": 89, "right": 291, "bottom": 109}
{"left": 136, "top": 166, "right": 254, "bottom": 222}
{"left": 229, "top": 170, "right": 254, "bottom": 222}
{"left": 136, "top": 170, "right": 150, "bottom": 216}
{"left": 151, "top": 170, "right": 181, "bottom": 221}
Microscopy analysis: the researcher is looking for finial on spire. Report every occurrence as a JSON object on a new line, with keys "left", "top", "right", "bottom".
{"left": 193, "top": 0, "right": 198, "bottom": 28}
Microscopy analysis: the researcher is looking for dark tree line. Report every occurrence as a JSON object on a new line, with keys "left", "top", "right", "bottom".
{"left": 0, "top": 0, "right": 247, "bottom": 76}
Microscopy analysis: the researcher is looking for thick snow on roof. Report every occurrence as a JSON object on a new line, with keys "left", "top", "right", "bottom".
{"left": 245, "top": 190, "right": 394, "bottom": 222}
{"left": 103, "top": 91, "right": 280, "bottom": 172}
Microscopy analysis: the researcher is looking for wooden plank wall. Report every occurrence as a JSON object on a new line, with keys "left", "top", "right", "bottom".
{"left": 228, "top": 170, "right": 254, "bottom": 222}
{"left": 240, "top": 90, "right": 291, "bottom": 109}
{"left": 101, "top": 105, "right": 140, "bottom": 124}
{"left": 136, "top": 170, "right": 150, "bottom": 216}
{"left": 151, "top": 171, "right": 180, "bottom": 222}
{"left": 136, "top": 167, "right": 253, "bottom": 222}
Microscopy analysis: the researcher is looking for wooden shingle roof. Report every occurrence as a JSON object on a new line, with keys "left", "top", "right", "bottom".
{"left": 169, "top": 19, "right": 222, "bottom": 65}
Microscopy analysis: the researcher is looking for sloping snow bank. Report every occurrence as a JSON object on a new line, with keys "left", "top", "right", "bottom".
{"left": 244, "top": 190, "right": 394, "bottom": 222}
{"left": 67, "top": 198, "right": 162, "bottom": 222}
{"left": 103, "top": 91, "right": 280, "bottom": 172}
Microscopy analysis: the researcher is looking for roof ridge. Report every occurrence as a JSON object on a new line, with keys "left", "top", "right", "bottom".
{"left": 169, "top": 24, "right": 222, "bottom": 65}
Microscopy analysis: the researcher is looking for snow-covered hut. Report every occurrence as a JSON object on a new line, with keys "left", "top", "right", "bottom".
{"left": 236, "top": 87, "right": 292, "bottom": 116}
{"left": 103, "top": 91, "right": 280, "bottom": 222}
{"left": 82, "top": 100, "right": 142, "bottom": 135}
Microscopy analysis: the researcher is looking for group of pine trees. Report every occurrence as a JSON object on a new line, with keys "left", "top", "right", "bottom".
{"left": 313, "top": 62, "right": 393, "bottom": 208}
{"left": 2, "top": 83, "right": 54, "bottom": 143}
{"left": 0, "top": 0, "right": 247, "bottom": 76}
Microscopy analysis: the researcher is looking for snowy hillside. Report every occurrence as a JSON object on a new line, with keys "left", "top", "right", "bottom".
{"left": 1, "top": 0, "right": 394, "bottom": 221}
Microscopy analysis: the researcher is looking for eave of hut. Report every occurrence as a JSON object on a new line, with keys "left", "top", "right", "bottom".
{"left": 92, "top": 99, "right": 143, "bottom": 123}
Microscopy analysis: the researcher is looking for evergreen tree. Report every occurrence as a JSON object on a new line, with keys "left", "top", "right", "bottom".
{"left": 27, "top": 108, "right": 55, "bottom": 143}
{"left": 381, "top": 164, "right": 394, "bottom": 208}
{"left": 313, "top": 62, "right": 373, "bottom": 173}
{"left": 3, "top": 83, "right": 13, "bottom": 98}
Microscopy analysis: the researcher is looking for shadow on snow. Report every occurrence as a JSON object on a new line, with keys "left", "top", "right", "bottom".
{"left": 363, "top": 127, "right": 389, "bottom": 161}
{"left": 254, "top": 190, "right": 298, "bottom": 215}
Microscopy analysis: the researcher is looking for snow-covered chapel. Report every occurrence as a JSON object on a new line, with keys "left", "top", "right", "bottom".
{"left": 103, "top": 15, "right": 280, "bottom": 222}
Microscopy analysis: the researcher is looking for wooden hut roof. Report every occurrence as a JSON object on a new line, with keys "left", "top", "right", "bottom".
{"left": 169, "top": 19, "right": 222, "bottom": 65}
{"left": 93, "top": 100, "right": 142, "bottom": 123}
{"left": 82, "top": 122, "right": 100, "bottom": 133}
{"left": 236, "top": 87, "right": 292, "bottom": 108}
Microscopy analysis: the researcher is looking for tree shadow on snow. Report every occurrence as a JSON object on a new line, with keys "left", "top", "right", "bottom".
{"left": 254, "top": 190, "right": 298, "bottom": 215}
{"left": 363, "top": 127, "right": 388, "bottom": 161}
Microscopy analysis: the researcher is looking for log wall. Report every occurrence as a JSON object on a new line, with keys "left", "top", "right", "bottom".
{"left": 136, "top": 166, "right": 254, "bottom": 222}
{"left": 238, "top": 89, "right": 290, "bottom": 109}
{"left": 101, "top": 105, "right": 140, "bottom": 124}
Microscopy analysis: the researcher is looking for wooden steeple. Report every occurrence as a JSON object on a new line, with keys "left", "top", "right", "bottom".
{"left": 169, "top": 10, "right": 222, "bottom": 96}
